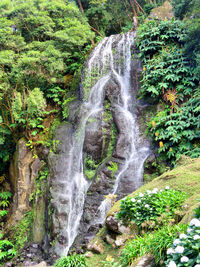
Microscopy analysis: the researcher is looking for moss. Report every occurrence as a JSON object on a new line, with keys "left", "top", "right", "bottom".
{"left": 107, "top": 157, "right": 200, "bottom": 221}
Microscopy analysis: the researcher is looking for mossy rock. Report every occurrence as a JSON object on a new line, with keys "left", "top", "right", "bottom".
{"left": 148, "top": 1, "right": 174, "bottom": 20}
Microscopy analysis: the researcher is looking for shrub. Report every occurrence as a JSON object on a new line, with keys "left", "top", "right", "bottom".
{"left": 116, "top": 187, "right": 186, "bottom": 228}
{"left": 54, "top": 254, "right": 87, "bottom": 267}
{"left": 149, "top": 88, "right": 200, "bottom": 164}
{"left": 0, "top": 191, "right": 12, "bottom": 220}
{"left": 165, "top": 212, "right": 200, "bottom": 266}
{"left": 137, "top": 18, "right": 200, "bottom": 163}
{"left": 0, "top": 232, "right": 17, "bottom": 264}
{"left": 120, "top": 224, "right": 187, "bottom": 266}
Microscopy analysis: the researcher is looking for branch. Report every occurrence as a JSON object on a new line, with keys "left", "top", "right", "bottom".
{"left": 90, "top": 26, "right": 104, "bottom": 38}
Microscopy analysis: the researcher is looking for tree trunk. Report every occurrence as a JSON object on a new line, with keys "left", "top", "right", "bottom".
{"left": 78, "top": 0, "right": 84, "bottom": 13}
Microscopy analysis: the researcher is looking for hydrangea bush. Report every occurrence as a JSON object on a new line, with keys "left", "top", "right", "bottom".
{"left": 116, "top": 187, "right": 186, "bottom": 228}
{"left": 165, "top": 217, "right": 200, "bottom": 267}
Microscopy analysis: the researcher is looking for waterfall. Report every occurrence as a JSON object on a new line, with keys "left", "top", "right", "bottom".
{"left": 50, "top": 31, "right": 150, "bottom": 256}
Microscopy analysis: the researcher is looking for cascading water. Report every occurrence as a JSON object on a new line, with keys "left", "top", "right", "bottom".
{"left": 50, "top": 31, "right": 151, "bottom": 256}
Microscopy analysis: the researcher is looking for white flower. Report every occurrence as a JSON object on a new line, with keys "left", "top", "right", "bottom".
{"left": 146, "top": 190, "right": 151, "bottom": 194}
{"left": 137, "top": 200, "right": 141, "bottom": 203}
{"left": 168, "top": 261, "right": 177, "bottom": 267}
{"left": 145, "top": 204, "right": 149, "bottom": 208}
{"left": 194, "top": 235, "right": 200, "bottom": 240}
{"left": 160, "top": 189, "right": 163, "bottom": 192}
{"left": 187, "top": 228, "right": 193, "bottom": 233}
{"left": 139, "top": 193, "right": 144, "bottom": 197}
{"left": 152, "top": 188, "right": 158, "bottom": 194}
{"left": 167, "top": 248, "right": 174, "bottom": 254}
{"left": 179, "top": 233, "right": 187, "bottom": 239}
{"left": 180, "top": 256, "right": 189, "bottom": 263}
{"left": 165, "top": 186, "right": 170, "bottom": 189}
{"left": 194, "top": 265, "right": 200, "bottom": 267}
{"left": 173, "top": 239, "right": 181, "bottom": 246}
{"left": 175, "top": 246, "right": 184, "bottom": 253}
{"left": 131, "top": 198, "right": 136, "bottom": 202}
{"left": 190, "top": 218, "right": 200, "bottom": 227}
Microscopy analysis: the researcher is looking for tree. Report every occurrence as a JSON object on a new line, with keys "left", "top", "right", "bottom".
{"left": 0, "top": 0, "right": 94, "bottom": 174}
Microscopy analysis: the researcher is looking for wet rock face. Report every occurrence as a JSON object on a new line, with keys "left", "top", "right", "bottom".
{"left": 9, "top": 139, "right": 41, "bottom": 222}
{"left": 48, "top": 122, "right": 74, "bottom": 239}
{"left": 49, "top": 32, "right": 151, "bottom": 255}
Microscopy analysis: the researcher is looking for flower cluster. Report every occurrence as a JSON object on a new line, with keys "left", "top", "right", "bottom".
{"left": 116, "top": 187, "right": 186, "bottom": 228}
{"left": 165, "top": 217, "right": 200, "bottom": 266}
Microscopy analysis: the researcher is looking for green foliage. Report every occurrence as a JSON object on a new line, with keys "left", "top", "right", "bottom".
{"left": 11, "top": 211, "right": 33, "bottom": 250}
{"left": 62, "top": 95, "right": 77, "bottom": 119}
{"left": 0, "top": 190, "right": 11, "bottom": 220}
{"left": 0, "top": 0, "right": 94, "bottom": 173}
{"left": 120, "top": 224, "right": 188, "bottom": 266}
{"left": 0, "top": 233, "right": 17, "bottom": 265}
{"left": 117, "top": 187, "right": 186, "bottom": 228}
{"left": 137, "top": 18, "right": 200, "bottom": 162}
{"left": 137, "top": 19, "right": 198, "bottom": 101}
{"left": 107, "top": 161, "right": 118, "bottom": 178}
{"left": 33, "top": 166, "right": 49, "bottom": 201}
{"left": 84, "top": 155, "right": 98, "bottom": 179}
{"left": 172, "top": 0, "right": 194, "bottom": 19}
{"left": 149, "top": 88, "right": 200, "bottom": 163}
{"left": 54, "top": 254, "right": 87, "bottom": 267}
{"left": 165, "top": 209, "right": 200, "bottom": 266}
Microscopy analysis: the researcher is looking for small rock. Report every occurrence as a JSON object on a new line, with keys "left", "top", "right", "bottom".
{"left": 32, "top": 244, "right": 39, "bottom": 249}
{"left": 105, "top": 235, "right": 115, "bottom": 245}
{"left": 27, "top": 254, "right": 33, "bottom": 258}
{"left": 118, "top": 223, "right": 131, "bottom": 235}
{"left": 84, "top": 251, "right": 94, "bottom": 258}
{"left": 106, "top": 216, "right": 119, "bottom": 233}
{"left": 29, "top": 261, "right": 47, "bottom": 267}
{"left": 87, "top": 240, "right": 105, "bottom": 254}
{"left": 115, "top": 234, "right": 129, "bottom": 247}
{"left": 132, "top": 254, "right": 155, "bottom": 267}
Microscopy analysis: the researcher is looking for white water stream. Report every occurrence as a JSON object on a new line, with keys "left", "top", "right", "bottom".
{"left": 51, "top": 32, "right": 150, "bottom": 255}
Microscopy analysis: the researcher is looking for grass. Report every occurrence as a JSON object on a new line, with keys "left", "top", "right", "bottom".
{"left": 86, "top": 243, "right": 121, "bottom": 267}
{"left": 85, "top": 156, "right": 200, "bottom": 266}
{"left": 107, "top": 156, "right": 200, "bottom": 221}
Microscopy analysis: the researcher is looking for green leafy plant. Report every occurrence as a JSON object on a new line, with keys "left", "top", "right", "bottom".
{"left": 84, "top": 155, "right": 98, "bottom": 179}
{"left": 54, "top": 254, "right": 87, "bottom": 267}
{"left": 137, "top": 18, "right": 200, "bottom": 163}
{"left": 0, "top": 232, "right": 17, "bottom": 265}
{"left": 148, "top": 88, "right": 200, "bottom": 163}
{"left": 107, "top": 161, "right": 118, "bottom": 178}
{"left": 116, "top": 187, "right": 186, "bottom": 228}
{"left": 0, "top": 191, "right": 12, "bottom": 220}
{"left": 11, "top": 211, "right": 33, "bottom": 250}
{"left": 165, "top": 208, "right": 200, "bottom": 267}
{"left": 120, "top": 224, "right": 187, "bottom": 267}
